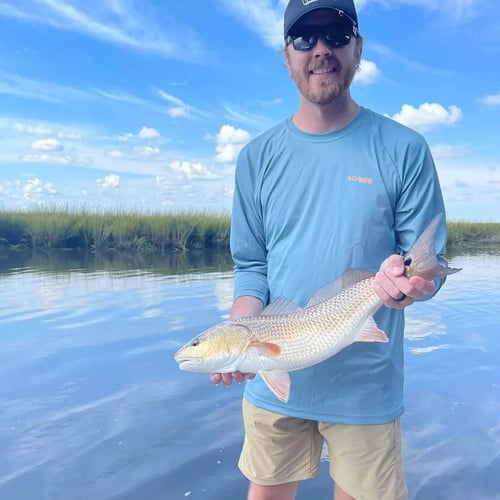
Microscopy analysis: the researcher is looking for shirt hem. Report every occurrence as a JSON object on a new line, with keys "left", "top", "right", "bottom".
{"left": 244, "top": 393, "right": 405, "bottom": 425}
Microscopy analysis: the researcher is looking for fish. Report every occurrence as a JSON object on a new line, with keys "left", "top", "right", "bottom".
{"left": 174, "top": 213, "right": 460, "bottom": 403}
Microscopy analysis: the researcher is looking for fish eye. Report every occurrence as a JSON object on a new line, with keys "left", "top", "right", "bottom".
{"left": 191, "top": 338, "right": 200, "bottom": 347}
{"left": 404, "top": 257, "right": 412, "bottom": 266}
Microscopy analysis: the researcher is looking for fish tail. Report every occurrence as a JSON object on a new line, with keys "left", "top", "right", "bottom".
{"left": 405, "top": 213, "right": 461, "bottom": 280}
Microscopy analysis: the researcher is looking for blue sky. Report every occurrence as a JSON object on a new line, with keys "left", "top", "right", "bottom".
{"left": 0, "top": 0, "right": 499, "bottom": 221}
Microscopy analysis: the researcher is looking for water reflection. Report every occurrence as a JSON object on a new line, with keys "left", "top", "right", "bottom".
{"left": 0, "top": 248, "right": 234, "bottom": 276}
{"left": 0, "top": 250, "right": 498, "bottom": 499}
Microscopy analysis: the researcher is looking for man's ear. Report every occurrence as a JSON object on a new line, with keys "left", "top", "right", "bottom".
{"left": 356, "top": 38, "right": 363, "bottom": 66}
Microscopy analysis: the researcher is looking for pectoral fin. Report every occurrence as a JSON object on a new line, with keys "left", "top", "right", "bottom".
{"left": 259, "top": 371, "right": 291, "bottom": 403}
{"left": 355, "top": 316, "right": 389, "bottom": 343}
{"left": 246, "top": 341, "right": 281, "bottom": 357}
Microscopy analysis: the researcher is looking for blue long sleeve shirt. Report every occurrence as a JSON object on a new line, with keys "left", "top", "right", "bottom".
{"left": 230, "top": 108, "right": 447, "bottom": 424}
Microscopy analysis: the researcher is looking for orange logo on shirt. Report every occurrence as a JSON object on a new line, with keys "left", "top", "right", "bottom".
{"left": 347, "top": 175, "right": 373, "bottom": 185}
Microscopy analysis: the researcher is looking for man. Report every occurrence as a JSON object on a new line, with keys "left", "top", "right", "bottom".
{"left": 211, "top": 0, "right": 448, "bottom": 498}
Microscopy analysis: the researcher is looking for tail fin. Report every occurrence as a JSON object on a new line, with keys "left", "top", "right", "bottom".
{"left": 404, "top": 213, "right": 461, "bottom": 280}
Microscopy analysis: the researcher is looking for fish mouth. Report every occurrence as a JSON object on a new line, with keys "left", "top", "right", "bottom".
{"left": 175, "top": 357, "right": 202, "bottom": 370}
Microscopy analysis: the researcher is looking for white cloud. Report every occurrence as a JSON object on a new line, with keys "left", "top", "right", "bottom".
{"left": 169, "top": 161, "right": 221, "bottom": 180}
{"left": 114, "top": 133, "right": 135, "bottom": 142}
{"left": 156, "top": 89, "right": 207, "bottom": 119}
{"left": 138, "top": 126, "right": 161, "bottom": 139}
{"left": 391, "top": 103, "right": 462, "bottom": 132}
{"left": 23, "top": 178, "right": 57, "bottom": 198}
{"left": 105, "top": 150, "right": 126, "bottom": 159}
{"left": 97, "top": 174, "right": 120, "bottom": 190}
{"left": 168, "top": 106, "right": 190, "bottom": 118}
{"left": 13, "top": 123, "right": 53, "bottom": 135}
{"left": 218, "top": 0, "right": 286, "bottom": 49}
{"left": 215, "top": 125, "right": 251, "bottom": 164}
{"left": 431, "top": 144, "right": 467, "bottom": 161}
{"left": 480, "top": 94, "right": 500, "bottom": 106}
{"left": 13, "top": 121, "right": 82, "bottom": 139}
{"left": 31, "top": 138, "right": 64, "bottom": 152}
{"left": 19, "top": 153, "right": 91, "bottom": 166}
{"left": 354, "top": 59, "right": 381, "bottom": 85}
{"left": 134, "top": 146, "right": 160, "bottom": 158}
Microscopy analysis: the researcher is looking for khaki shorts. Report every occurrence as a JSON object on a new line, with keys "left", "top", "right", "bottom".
{"left": 239, "top": 399, "right": 407, "bottom": 500}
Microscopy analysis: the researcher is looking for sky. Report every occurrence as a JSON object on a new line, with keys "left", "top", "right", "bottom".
{"left": 0, "top": 0, "right": 499, "bottom": 221}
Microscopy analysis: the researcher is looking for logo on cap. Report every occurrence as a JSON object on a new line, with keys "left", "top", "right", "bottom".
{"left": 302, "top": 0, "right": 320, "bottom": 5}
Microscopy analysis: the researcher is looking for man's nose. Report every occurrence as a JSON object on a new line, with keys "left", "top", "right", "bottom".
{"left": 312, "top": 36, "right": 332, "bottom": 56}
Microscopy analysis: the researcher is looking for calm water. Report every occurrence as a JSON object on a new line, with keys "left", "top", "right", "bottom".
{"left": 0, "top": 248, "right": 499, "bottom": 500}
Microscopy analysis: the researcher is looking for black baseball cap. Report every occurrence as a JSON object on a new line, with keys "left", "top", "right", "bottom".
{"left": 284, "top": 0, "right": 359, "bottom": 38}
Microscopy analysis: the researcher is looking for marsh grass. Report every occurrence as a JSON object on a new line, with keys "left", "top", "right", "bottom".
{"left": 0, "top": 209, "right": 499, "bottom": 252}
{"left": 0, "top": 209, "right": 231, "bottom": 252}
{"left": 447, "top": 220, "right": 500, "bottom": 246}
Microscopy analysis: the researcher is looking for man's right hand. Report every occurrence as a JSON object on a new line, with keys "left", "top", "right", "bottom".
{"left": 210, "top": 372, "right": 256, "bottom": 385}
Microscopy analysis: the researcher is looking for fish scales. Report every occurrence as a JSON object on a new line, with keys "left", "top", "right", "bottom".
{"left": 234, "top": 277, "right": 381, "bottom": 372}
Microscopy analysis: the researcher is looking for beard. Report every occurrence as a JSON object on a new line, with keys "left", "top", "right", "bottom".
{"left": 288, "top": 56, "right": 358, "bottom": 105}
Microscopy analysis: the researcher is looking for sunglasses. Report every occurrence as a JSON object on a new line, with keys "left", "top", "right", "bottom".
{"left": 285, "top": 25, "right": 359, "bottom": 51}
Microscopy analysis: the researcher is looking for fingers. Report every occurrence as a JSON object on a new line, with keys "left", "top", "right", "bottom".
{"left": 210, "top": 372, "right": 256, "bottom": 385}
{"left": 374, "top": 272, "right": 414, "bottom": 309}
{"left": 377, "top": 255, "right": 437, "bottom": 307}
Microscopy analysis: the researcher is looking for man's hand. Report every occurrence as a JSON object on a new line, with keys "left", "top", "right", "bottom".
{"left": 210, "top": 295, "right": 263, "bottom": 385}
{"left": 210, "top": 372, "right": 256, "bottom": 385}
{"left": 373, "top": 255, "right": 436, "bottom": 309}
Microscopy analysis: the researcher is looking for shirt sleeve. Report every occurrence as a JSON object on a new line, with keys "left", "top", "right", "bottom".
{"left": 394, "top": 135, "right": 448, "bottom": 299}
{"left": 230, "top": 145, "right": 270, "bottom": 305}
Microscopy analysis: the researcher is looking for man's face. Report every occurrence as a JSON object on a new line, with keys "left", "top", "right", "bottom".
{"left": 284, "top": 10, "right": 362, "bottom": 105}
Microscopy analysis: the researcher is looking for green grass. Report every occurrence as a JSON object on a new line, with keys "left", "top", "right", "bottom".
{"left": 0, "top": 208, "right": 231, "bottom": 252}
{"left": 0, "top": 209, "right": 499, "bottom": 252}
{"left": 447, "top": 220, "right": 500, "bottom": 246}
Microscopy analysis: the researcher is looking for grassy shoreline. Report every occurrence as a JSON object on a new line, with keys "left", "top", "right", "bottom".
{"left": 0, "top": 209, "right": 230, "bottom": 252}
{"left": 1, "top": 210, "right": 499, "bottom": 252}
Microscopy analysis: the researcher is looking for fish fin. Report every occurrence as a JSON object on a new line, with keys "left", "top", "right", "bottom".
{"left": 246, "top": 341, "right": 281, "bottom": 357}
{"left": 259, "top": 371, "right": 290, "bottom": 403}
{"left": 405, "top": 213, "right": 461, "bottom": 280}
{"left": 261, "top": 297, "right": 301, "bottom": 316}
{"left": 306, "top": 269, "right": 376, "bottom": 307}
{"left": 355, "top": 316, "right": 389, "bottom": 343}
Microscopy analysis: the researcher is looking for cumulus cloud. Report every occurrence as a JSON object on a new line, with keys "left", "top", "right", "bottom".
{"left": 355, "top": 59, "right": 382, "bottom": 85}
{"left": 169, "top": 161, "right": 221, "bottom": 180}
{"left": 23, "top": 178, "right": 57, "bottom": 198}
{"left": 138, "top": 126, "right": 161, "bottom": 139}
{"left": 215, "top": 125, "right": 251, "bottom": 164}
{"left": 391, "top": 103, "right": 463, "bottom": 132}
{"left": 480, "top": 94, "right": 500, "bottom": 106}
{"left": 31, "top": 138, "right": 64, "bottom": 152}
{"left": 97, "top": 174, "right": 120, "bottom": 190}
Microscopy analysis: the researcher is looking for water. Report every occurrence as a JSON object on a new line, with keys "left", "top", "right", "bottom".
{"left": 0, "top": 248, "right": 498, "bottom": 500}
